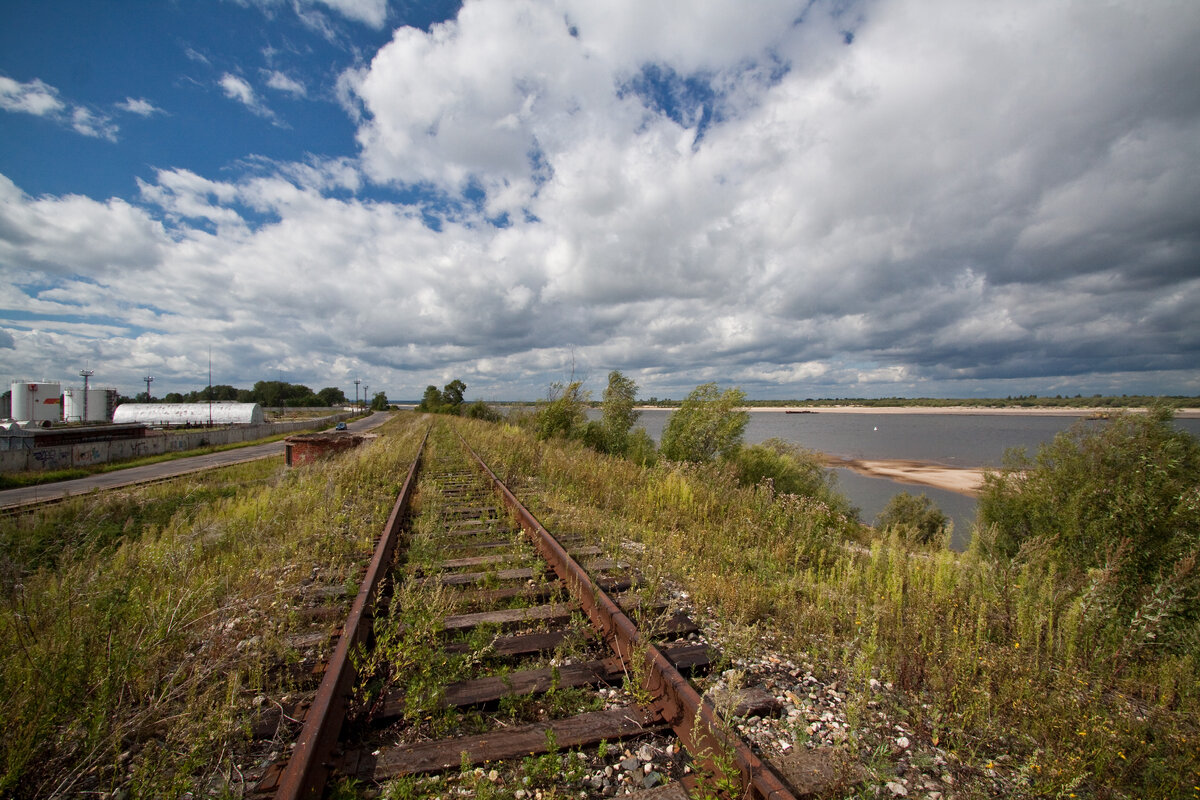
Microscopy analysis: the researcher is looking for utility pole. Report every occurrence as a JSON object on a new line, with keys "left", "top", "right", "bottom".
{"left": 144, "top": 375, "right": 154, "bottom": 402}
{"left": 79, "top": 368, "right": 94, "bottom": 423}
{"left": 354, "top": 378, "right": 361, "bottom": 410}
{"left": 364, "top": 385, "right": 369, "bottom": 410}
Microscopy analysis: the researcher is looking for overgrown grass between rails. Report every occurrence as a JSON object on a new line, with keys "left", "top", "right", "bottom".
{"left": 452, "top": 415, "right": 1199, "bottom": 799}
{"left": 0, "top": 412, "right": 427, "bottom": 798}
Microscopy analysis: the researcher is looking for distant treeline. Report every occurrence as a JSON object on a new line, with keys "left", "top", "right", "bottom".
{"left": 122, "top": 381, "right": 386, "bottom": 409}
{"left": 755, "top": 394, "right": 1199, "bottom": 409}
{"left": 571, "top": 394, "right": 1198, "bottom": 409}
{"left": 452, "top": 394, "right": 1198, "bottom": 410}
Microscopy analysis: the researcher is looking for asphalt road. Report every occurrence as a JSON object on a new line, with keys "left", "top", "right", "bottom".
{"left": 0, "top": 412, "right": 395, "bottom": 511}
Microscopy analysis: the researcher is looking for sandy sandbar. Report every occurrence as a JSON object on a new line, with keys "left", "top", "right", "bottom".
{"left": 819, "top": 456, "right": 986, "bottom": 497}
{"left": 629, "top": 404, "right": 1197, "bottom": 493}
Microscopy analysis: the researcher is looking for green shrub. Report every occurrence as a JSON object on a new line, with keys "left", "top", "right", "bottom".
{"left": 979, "top": 407, "right": 1200, "bottom": 582}
{"left": 659, "top": 383, "right": 748, "bottom": 463}
{"left": 416, "top": 385, "right": 443, "bottom": 413}
{"left": 875, "top": 491, "right": 948, "bottom": 547}
{"left": 534, "top": 381, "right": 589, "bottom": 440}
{"left": 463, "top": 400, "right": 501, "bottom": 422}
{"left": 978, "top": 406, "right": 1200, "bottom": 662}
{"left": 417, "top": 380, "right": 467, "bottom": 414}
{"left": 599, "top": 370, "right": 639, "bottom": 455}
{"left": 734, "top": 438, "right": 854, "bottom": 517}
{"left": 626, "top": 428, "right": 658, "bottom": 467}
{"left": 579, "top": 420, "right": 607, "bottom": 451}
{"left": 441, "top": 379, "right": 466, "bottom": 411}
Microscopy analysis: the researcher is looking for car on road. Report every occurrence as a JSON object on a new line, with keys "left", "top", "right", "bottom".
{"left": 335, "top": 422, "right": 348, "bottom": 430}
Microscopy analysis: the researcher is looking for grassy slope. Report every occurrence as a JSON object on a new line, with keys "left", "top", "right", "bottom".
{"left": 2, "top": 412, "right": 1195, "bottom": 798}
{"left": 0, "top": 414, "right": 426, "bottom": 797}
{"left": 461, "top": 416, "right": 1198, "bottom": 799}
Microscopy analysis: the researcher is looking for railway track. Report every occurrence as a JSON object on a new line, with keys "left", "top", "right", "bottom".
{"left": 250, "top": 425, "right": 809, "bottom": 799}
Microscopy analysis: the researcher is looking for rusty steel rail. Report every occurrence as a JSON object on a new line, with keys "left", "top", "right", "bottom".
{"left": 274, "top": 426, "right": 429, "bottom": 800}
{"left": 459, "top": 434, "right": 799, "bottom": 800}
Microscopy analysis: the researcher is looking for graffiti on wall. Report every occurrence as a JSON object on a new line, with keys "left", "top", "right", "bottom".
{"left": 74, "top": 446, "right": 104, "bottom": 466}
{"left": 32, "top": 448, "right": 71, "bottom": 470}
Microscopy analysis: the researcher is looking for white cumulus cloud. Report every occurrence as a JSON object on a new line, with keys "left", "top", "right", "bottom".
{"left": 313, "top": 0, "right": 387, "bottom": 28}
{"left": 219, "top": 73, "right": 283, "bottom": 124}
{"left": 3, "top": 0, "right": 1200, "bottom": 401}
{"left": 1, "top": 76, "right": 119, "bottom": 140}
{"left": 0, "top": 76, "right": 65, "bottom": 116}
{"left": 265, "top": 70, "right": 307, "bottom": 97}
{"left": 117, "top": 97, "right": 164, "bottom": 116}
{"left": 220, "top": 73, "right": 258, "bottom": 107}
{"left": 239, "top": 0, "right": 388, "bottom": 29}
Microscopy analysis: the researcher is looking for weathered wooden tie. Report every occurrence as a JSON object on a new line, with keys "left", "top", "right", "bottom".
{"left": 258, "top": 429, "right": 802, "bottom": 800}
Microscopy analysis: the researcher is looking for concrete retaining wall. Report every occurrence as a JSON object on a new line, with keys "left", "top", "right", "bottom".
{"left": 0, "top": 413, "right": 357, "bottom": 473}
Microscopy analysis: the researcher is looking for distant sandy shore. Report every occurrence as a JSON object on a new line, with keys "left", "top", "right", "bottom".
{"left": 627, "top": 404, "right": 1198, "bottom": 494}
{"left": 818, "top": 456, "right": 986, "bottom": 497}
{"left": 741, "top": 405, "right": 1200, "bottom": 418}
{"left": 635, "top": 405, "right": 1198, "bottom": 417}
{"left": 767, "top": 406, "right": 1200, "bottom": 495}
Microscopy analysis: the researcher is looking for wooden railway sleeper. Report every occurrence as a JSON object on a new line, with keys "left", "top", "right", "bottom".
{"left": 459, "top": 432, "right": 801, "bottom": 800}
{"left": 268, "top": 427, "right": 430, "bottom": 800}
{"left": 263, "top": 427, "right": 799, "bottom": 799}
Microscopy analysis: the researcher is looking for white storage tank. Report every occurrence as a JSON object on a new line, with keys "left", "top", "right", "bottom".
{"left": 64, "top": 387, "right": 117, "bottom": 422}
{"left": 11, "top": 381, "right": 62, "bottom": 423}
{"left": 111, "top": 402, "right": 265, "bottom": 426}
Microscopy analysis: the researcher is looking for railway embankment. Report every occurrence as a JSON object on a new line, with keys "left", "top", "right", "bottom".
{"left": 1, "top": 411, "right": 1194, "bottom": 798}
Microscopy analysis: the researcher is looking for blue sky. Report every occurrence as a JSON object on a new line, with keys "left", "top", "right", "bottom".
{"left": 2, "top": 0, "right": 1198, "bottom": 402}
{"left": 0, "top": 1, "right": 444, "bottom": 198}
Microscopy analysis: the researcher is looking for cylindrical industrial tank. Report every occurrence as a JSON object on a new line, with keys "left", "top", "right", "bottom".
{"left": 63, "top": 387, "right": 116, "bottom": 422}
{"left": 11, "top": 381, "right": 62, "bottom": 423}
{"left": 111, "top": 402, "right": 265, "bottom": 426}
{"left": 63, "top": 388, "right": 83, "bottom": 422}
{"left": 102, "top": 388, "right": 118, "bottom": 421}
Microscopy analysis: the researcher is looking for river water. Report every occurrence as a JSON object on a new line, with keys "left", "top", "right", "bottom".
{"left": 626, "top": 409, "right": 1200, "bottom": 551}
